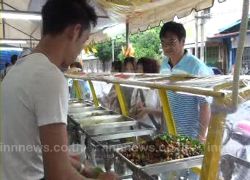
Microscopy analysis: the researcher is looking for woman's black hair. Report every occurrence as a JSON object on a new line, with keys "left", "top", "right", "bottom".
{"left": 137, "top": 57, "right": 159, "bottom": 73}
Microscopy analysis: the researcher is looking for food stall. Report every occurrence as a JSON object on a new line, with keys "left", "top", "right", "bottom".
{"left": 1, "top": 0, "right": 249, "bottom": 179}
{"left": 65, "top": 72, "right": 250, "bottom": 180}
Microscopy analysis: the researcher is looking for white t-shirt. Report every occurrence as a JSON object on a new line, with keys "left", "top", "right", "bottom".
{"left": 130, "top": 88, "right": 161, "bottom": 128}
{"left": 2, "top": 53, "right": 68, "bottom": 180}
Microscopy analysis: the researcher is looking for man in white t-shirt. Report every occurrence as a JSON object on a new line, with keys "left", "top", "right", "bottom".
{"left": 2, "top": 0, "right": 117, "bottom": 180}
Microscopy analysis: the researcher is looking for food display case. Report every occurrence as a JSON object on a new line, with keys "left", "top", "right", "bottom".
{"left": 68, "top": 100, "right": 155, "bottom": 140}
{"left": 67, "top": 99, "right": 155, "bottom": 177}
{"left": 65, "top": 73, "right": 250, "bottom": 180}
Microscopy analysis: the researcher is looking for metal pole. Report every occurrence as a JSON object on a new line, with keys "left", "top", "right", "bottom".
{"left": 30, "top": 35, "right": 32, "bottom": 48}
{"left": 195, "top": 11, "right": 199, "bottom": 57}
{"left": 5, "top": 22, "right": 38, "bottom": 40}
{"left": 126, "top": 22, "right": 129, "bottom": 48}
{"left": 112, "top": 39, "right": 115, "bottom": 62}
{"left": 232, "top": 0, "right": 249, "bottom": 110}
{"left": 1, "top": 0, "right": 5, "bottom": 38}
{"left": 200, "top": 11, "right": 205, "bottom": 61}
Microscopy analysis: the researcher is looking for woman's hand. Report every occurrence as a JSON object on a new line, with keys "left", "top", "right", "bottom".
{"left": 135, "top": 107, "right": 150, "bottom": 119}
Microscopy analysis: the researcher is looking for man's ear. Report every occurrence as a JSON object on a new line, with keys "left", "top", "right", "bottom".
{"left": 182, "top": 38, "right": 185, "bottom": 44}
{"left": 65, "top": 24, "right": 82, "bottom": 41}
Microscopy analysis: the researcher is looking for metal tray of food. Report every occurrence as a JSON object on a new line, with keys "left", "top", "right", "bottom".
{"left": 114, "top": 134, "right": 204, "bottom": 175}
{"left": 92, "top": 128, "right": 155, "bottom": 142}
{"left": 68, "top": 106, "right": 104, "bottom": 114}
{"left": 76, "top": 114, "right": 155, "bottom": 138}
{"left": 68, "top": 102, "right": 92, "bottom": 108}
{"left": 75, "top": 114, "right": 123, "bottom": 126}
{"left": 116, "top": 152, "right": 203, "bottom": 175}
{"left": 70, "top": 110, "right": 116, "bottom": 119}
{"left": 67, "top": 116, "right": 157, "bottom": 180}
{"left": 75, "top": 115, "right": 155, "bottom": 141}
{"left": 68, "top": 113, "right": 155, "bottom": 141}
{"left": 68, "top": 99, "right": 93, "bottom": 105}
{"left": 84, "top": 120, "right": 138, "bottom": 135}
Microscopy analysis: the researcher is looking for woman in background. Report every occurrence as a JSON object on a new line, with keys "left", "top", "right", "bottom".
{"left": 130, "top": 57, "right": 162, "bottom": 131}
{"left": 111, "top": 61, "right": 122, "bottom": 73}
{"left": 123, "top": 56, "right": 137, "bottom": 72}
{"left": 69, "top": 62, "right": 91, "bottom": 100}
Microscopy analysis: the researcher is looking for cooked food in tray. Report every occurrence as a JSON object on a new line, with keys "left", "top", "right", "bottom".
{"left": 120, "top": 134, "right": 204, "bottom": 166}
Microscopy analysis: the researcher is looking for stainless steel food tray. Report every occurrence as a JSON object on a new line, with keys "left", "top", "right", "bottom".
{"left": 67, "top": 116, "right": 157, "bottom": 180}
{"left": 84, "top": 121, "right": 138, "bottom": 135}
{"left": 68, "top": 113, "right": 155, "bottom": 142}
{"left": 69, "top": 102, "right": 92, "bottom": 108}
{"left": 74, "top": 114, "right": 123, "bottom": 125}
{"left": 115, "top": 148, "right": 204, "bottom": 175}
{"left": 70, "top": 110, "right": 115, "bottom": 119}
{"left": 68, "top": 99, "right": 93, "bottom": 105}
{"left": 68, "top": 106, "right": 104, "bottom": 114}
{"left": 92, "top": 128, "right": 155, "bottom": 141}
{"left": 76, "top": 114, "right": 155, "bottom": 138}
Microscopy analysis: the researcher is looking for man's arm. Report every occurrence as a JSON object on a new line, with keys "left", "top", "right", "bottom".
{"left": 199, "top": 103, "right": 211, "bottom": 143}
{"left": 39, "top": 123, "right": 90, "bottom": 180}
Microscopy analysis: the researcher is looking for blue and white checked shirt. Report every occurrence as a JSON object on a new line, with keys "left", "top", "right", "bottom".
{"left": 160, "top": 52, "right": 211, "bottom": 138}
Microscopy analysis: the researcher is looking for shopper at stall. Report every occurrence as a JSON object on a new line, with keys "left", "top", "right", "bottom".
{"left": 2, "top": 0, "right": 118, "bottom": 180}
{"left": 136, "top": 57, "right": 160, "bottom": 74}
{"left": 0, "top": 62, "right": 10, "bottom": 79}
{"left": 111, "top": 61, "right": 122, "bottom": 72}
{"left": 10, "top": 54, "right": 18, "bottom": 65}
{"left": 123, "top": 56, "right": 137, "bottom": 72}
{"left": 121, "top": 56, "right": 137, "bottom": 109}
{"left": 159, "top": 21, "right": 211, "bottom": 142}
{"left": 130, "top": 57, "right": 162, "bottom": 131}
{"left": 1, "top": 55, "right": 18, "bottom": 79}
{"left": 159, "top": 21, "right": 211, "bottom": 180}
{"left": 68, "top": 62, "right": 91, "bottom": 99}
{"left": 103, "top": 57, "right": 137, "bottom": 113}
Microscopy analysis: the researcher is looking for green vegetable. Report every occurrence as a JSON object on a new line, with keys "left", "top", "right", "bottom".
{"left": 93, "top": 167, "right": 104, "bottom": 177}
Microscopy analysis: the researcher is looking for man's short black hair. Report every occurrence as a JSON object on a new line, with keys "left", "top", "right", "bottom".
{"left": 42, "top": 0, "right": 97, "bottom": 35}
{"left": 160, "top": 21, "right": 186, "bottom": 40}
{"left": 11, "top": 54, "right": 18, "bottom": 65}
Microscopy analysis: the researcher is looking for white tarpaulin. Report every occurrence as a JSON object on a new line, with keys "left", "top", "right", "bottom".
{"left": 0, "top": 0, "right": 214, "bottom": 45}
{"left": 96, "top": 0, "right": 214, "bottom": 33}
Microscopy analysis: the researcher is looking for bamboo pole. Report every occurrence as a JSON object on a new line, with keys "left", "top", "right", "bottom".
{"left": 158, "top": 89, "right": 177, "bottom": 135}
{"left": 65, "top": 74, "right": 227, "bottom": 98}
{"left": 114, "top": 83, "right": 129, "bottom": 116}
{"left": 88, "top": 80, "right": 99, "bottom": 107}
{"left": 201, "top": 98, "right": 227, "bottom": 180}
{"left": 232, "top": 0, "right": 249, "bottom": 110}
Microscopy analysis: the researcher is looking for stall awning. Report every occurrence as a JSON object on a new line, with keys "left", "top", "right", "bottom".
{"left": 0, "top": 0, "right": 214, "bottom": 45}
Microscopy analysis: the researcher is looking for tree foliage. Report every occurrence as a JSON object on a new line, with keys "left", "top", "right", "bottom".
{"left": 94, "top": 26, "right": 162, "bottom": 62}
{"left": 130, "top": 27, "right": 161, "bottom": 60}
{"left": 95, "top": 41, "right": 112, "bottom": 62}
